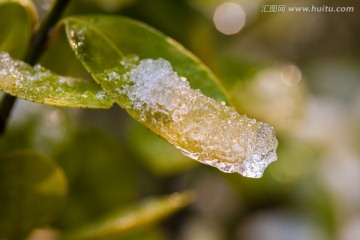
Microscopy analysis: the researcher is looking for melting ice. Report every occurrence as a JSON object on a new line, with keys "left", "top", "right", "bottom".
{"left": 107, "top": 58, "right": 278, "bottom": 178}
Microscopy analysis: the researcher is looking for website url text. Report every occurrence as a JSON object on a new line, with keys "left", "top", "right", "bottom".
{"left": 261, "top": 5, "right": 355, "bottom": 13}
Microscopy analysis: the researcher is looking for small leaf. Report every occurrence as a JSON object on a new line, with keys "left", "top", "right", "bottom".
{"left": 0, "top": 52, "right": 114, "bottom": 108}
{"left": 62, "top": 191, "right": 195, "bottom": 240}
{"left": 0, "top": 0, "right": 39, "bottom": 58}
{"left": 0, "top": 149, "right": 68, "bottom": 239}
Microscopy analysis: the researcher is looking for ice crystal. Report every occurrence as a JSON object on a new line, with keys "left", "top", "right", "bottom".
{"left": 105, "top": 58, "right": 278, "bottom": 178}
{"left": 0, "top": 52, "right": 113, "bottom": 108}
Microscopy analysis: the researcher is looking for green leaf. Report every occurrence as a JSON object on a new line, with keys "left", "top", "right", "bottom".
{"left": 0, "top": 0, "right": 38, "bottom": 25}
{"left": 61, "top": 191, "right": 195, "bottom": 240}
{"left": 63, "top": 15, "right": 227, "bottom": 102}
{"left": 0, "top": 52, "right": 114, "bottom": 108}
{"left": 0, "top": 149, "right": 68, "bottom": 239}
{"left": 63, "top": 16, "right": 278, "bottom": 178}
{"left": 0, "top": 0, "right": 38, "bottom": 58}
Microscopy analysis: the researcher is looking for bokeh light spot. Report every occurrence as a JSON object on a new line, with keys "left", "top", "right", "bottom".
{"left": 213, "top": 2, "right": 246, "bottom": 35}
{"left": 280, "top": 65, "right": 302, "bottom": 86}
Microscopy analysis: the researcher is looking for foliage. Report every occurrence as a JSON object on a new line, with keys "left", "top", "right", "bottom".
{"left": 0, "top": 0, "right": 208, "bottom": 238}
{"left": 0, "top": 150, "right": 67, "bottom": 239}
{"left": 1, "top": 0, "right": 359, "bottom": 239}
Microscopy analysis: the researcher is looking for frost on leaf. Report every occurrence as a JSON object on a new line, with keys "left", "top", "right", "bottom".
{"left": 0, "top": 52, "right": 113, "bottom": 108}
{"left": 103, "top": 58, "right": 278, "bottom": 178}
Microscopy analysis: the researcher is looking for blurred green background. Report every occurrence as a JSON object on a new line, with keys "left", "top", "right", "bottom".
{"left": 1, "top": 0, "right": 360, "bottom": 239}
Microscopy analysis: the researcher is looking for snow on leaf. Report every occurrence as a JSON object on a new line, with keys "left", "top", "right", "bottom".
{"left": 0, "top": 51, "right": 114, "bottom": 108}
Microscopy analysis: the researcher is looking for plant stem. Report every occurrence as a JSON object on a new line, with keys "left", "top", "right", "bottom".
{"left": 24, "top": 0, "right": 72, "bottom": 65}
{"left": 0, "top": 0, "right": 72, "bottom": 136}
